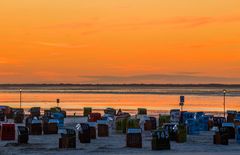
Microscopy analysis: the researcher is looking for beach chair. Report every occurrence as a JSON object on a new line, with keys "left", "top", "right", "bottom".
{"left": 176, "top": 124, "right": 187, "bottom": 143}
{"left": 0, "top": 123, "right": 15, "bottom": 140}
{"left": 59, "top": 128, "right": 76, "bottom": 149}
{"left": 97, "top": 120, "right": 109, "bottom": 137}
{"left": 186, "top": 119, "right": 200, "bottom": 135}
{"left": 222, "top": 123, "right": 235, "bottom": 139}
{"left": 29, "top": 107, "right": 41, "bottom": 117}
{"left": 170, "top": 109, "right": 181, "bottom": 123}
{"left": 0, "top": 110, "right": 5, "bottom": 121}
{"left": 127, "top": 118, "right": 140, "bottom": 130}
{"left": 88, "top": 113, "right": 101, "bottom": 122}
{"left": 43, "top": 119, "right": 58, "bottom": 134}
{"left": 13, "top": 108, "right": 24, "bottom": 123}
{"left": 159, "top": 115, "right": 170, "bottom": 127}
{"left": 227, "top": 111, "right": 237, "bottom": 123}
{"left": 138, "top": 108, "right": 147, "bottom": 115}
{"left": 214, "top": 127, "right": 228, "bottom": 145}
{"left": 199, "top": 115, "right": 209, "bottom": 131}
{"left": 53, "top": 113, "right": 64, "bottom": 127}
{"left": 30, "top": 118, "right": 42, "bottom": 135}
{"left": 127, "top": 128, "right": 142, "bottom": 148}
{"left": 104, "top": 108, "right": 116, "bottom": 116}
{"left": 213, "top": 117, "right": 226, "bottom": 128}
{"left": 88, "top": 122, "right": 97, "bottom": 139}
{"left": 152, "top": 128, "right": 170, "bottom": 150}
{"left": 150, "top": 117, "right": 157, "bottom": 130}
{"left": 236, "top": 126, "right": 240, "bottom": 144}
{"left": 78, "top": 123, "right": 91, "bottom": 143}
{"left": 18, "top": 126, "right": 29, "bottom": 144}
{"left": 163, "top": 123, "right": 178, "bottom": 141}
{"left": 115, "top": 117, "right": 128, "bottom": 133}
{"left": 83, "top": 107, "right": 92, "bottom": 117}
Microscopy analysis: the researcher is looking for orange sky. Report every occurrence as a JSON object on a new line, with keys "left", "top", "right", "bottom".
{"left": 1, "top": 0, "right": 240, "bottom": 84}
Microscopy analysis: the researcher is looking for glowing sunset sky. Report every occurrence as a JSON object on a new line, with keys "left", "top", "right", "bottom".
{"left": 1, "top": 0, "right": 240, "bottom": 83}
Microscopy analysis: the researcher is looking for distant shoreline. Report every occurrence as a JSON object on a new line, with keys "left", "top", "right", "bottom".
{"left": 1, "top": 83, "right": 240, "bottom": 96}
{"left": 1, "top": 83, "right": 240, "bottom": 87}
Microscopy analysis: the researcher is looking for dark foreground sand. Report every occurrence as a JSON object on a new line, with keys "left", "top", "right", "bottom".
{"left": 1, "top": 117, "right": 240, "bottom": 155}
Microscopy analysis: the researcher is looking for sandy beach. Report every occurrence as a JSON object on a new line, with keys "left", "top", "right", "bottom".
{"left": 1, "top": 116, "right": 240, "bottom": 155}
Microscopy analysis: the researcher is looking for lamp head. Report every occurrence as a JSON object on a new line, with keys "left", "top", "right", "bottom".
{"left": 223, "top": 89, "right": 227, "bottom": 94}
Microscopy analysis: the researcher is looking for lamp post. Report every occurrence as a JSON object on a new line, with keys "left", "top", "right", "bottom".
{"left": 56, "top": 98, "right": 60, "bottom": 107}
{"left": 20, "top": 88, "right": 22, "bottom": 108}
{"left": 223, "top": 89, "right": 227, "bottom": 118}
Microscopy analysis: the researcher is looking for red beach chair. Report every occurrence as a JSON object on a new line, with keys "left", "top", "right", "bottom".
{"left": 0, "top": 123, "right": 15, "bottom": 141}
{"left": 88, "top": 113, "right": 101, "bottom": 122}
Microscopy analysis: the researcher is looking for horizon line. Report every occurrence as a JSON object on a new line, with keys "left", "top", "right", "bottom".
{"left": 1, "top": 83, "right": 240, "bottom": 86}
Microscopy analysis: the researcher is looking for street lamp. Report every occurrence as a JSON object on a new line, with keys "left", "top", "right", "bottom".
{"left": 223, "top": 89, "right": 227, "bottom": 118}
{"left": 20, "top": 88, "right": 22, "bottom": 108}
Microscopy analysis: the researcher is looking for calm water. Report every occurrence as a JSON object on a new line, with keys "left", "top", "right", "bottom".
{"left": 0, "top": 85, "right": 240, "bottom": 115}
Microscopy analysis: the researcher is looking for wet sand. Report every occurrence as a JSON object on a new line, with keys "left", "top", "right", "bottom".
{"left": 1, "top": 117, "right": 240, "bottom": 155}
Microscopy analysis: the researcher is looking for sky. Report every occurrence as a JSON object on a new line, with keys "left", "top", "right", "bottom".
{"left": 0, "top": 0, "right": 240, "bottom": 84}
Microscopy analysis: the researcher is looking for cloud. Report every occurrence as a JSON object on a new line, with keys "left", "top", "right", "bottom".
{"left": 0, "top": 59, "right": 8, "bottom": 64}
{"left": 33, "top": 71, "right": 60, "bottom": 77}
{"left": 109, "top": 15, "right": 240, "bottom": 30}
{"left": 39, "top": 17, "right": 100, "bottom": 30}
{"left": 34, "top": 41, "right": 88, "bottom": 48}
{"left": 0, "top": 57, "right": 20, "bottom": 65}
{"left": 0, "top": 72, "right": 20, "bottom": 76}
{"left": 80, "top": 74, "right": 240, "bottom": 84}
{"left": 175, "top": 72, "right": 201, "bottom": 75}
{"left": 37, "top": 15, "right": 240, "bottom": 37}
{"left": 164, "top": 16, "right": 214, "bottom": 28}
{"left": 172, "top": 40, "right": 240, "bottom": 50}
